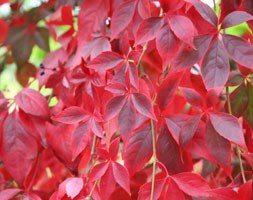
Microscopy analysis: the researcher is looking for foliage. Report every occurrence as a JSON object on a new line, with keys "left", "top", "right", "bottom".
{"left": 0, "top": 0, "right": 253, "bottom": 199}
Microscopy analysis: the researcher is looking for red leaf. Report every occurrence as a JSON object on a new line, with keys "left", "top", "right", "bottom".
{"left": 109, "top": 188, "right": 131, "bottom": 200}
{"left": 135, "top": 17, "right": 164, "bottom": 45}
{"left": 119, "top": 100, "right": 136, "bottom": 139}
{"left": 171, "top": 172, "right": 210, "bottom": 197}
{"left": 209, "top": 112, "right": 246, "bottom": 147}
{"left": 157, "top": 72, "right": 182, "bottom": 111}
{"left": 128, "top": 62, "right": 139, "bottom": 89}
{"left": 91, "top": 38, "right": 111, "bottom": 60}
{"left": 46, "top": 123, "right": 77, "bottom": 170}
{"left": 222, "top": 34, "right": 253, "bottom": 69}
{"left": 138, "top": 179, "right": 166, "bottom": 200}
{"left": 169, "top": 15, "right": 196, "bottom": 48}
{"left": 123, "top": 123, "right": 153, "bottom": 175}
{"left": 66, "top": 178, "right": 83, "bottom": 199}
{"left": 78, "top": 147, "right": 91, "bottom": 173}
{"left": 0, "top": 189, "right": 22, "bottom": 200}
{"left": 111, "top": 0, "right": 136, "bottom": 38}
{"left": 179, "top": 114, "right": 201, "bottom": 147}
{"left": 172, "top": 34, "right": 212, "bottom": 71}
{"left": 0, "top": 19, "right": 8, "bottom": 43}
{"left": 238, "top": 181, "right": 253, "bottom": 200}
{"left": 131, "top": 93, "right": 156, "bottom": 120}
{"left": 156, "top": 125, "right": 193, "bottom": 174}
{"left": 52, "top": 106, "right": 89, "bottom": 124}
{"left": 88, "top": 52, "right": 124, "bottom": 71}
{"left": 205, "top": 120, "right": 232, "bottom": 174}
{"left": 137, "top": 0, "right": 151, "bottom": 19}
{"left": 0, "top": 112, "right": 38, "bottom": 187}
{"left": 201, "top": 38, "right": 230, "bottom": 89}
{"left": 209, "top": 187, "right": 240, "bottom": 200}
{"left": 77, "top": 0, "right": 108, "bottom": 43}
{"left": 165, "top": 178, "right": 185, "bottom": 200}
{"left": 15, "top": 88, "right": 49, "bottom": 117}
{"left": 186, "top": 0, "right": 218, "bottom": 27}
{"left": 105, "top": 95, "right": 127, "bottom": 120}
{"left": 99, "top": 164, "right": 116, "bottom": 199}
{"left": 221, "top": 11, "right": 253, "bottom": 29}
{"left": 180, "top": 87, "right": 204, "bottom": 108}
{"left": 72, "top": 122, "right": 90, "bottom": 161}
{"left": 156, "top": 24, "right": 180, "bottom": 66}
{"left": 89, "top": 162, "right": 109, "bottom": 182}
{"left": 165, "top": 114, "right": 189, "bottom": 143}
{"left": 112, "top": 162, "right": 130, "bottom": 194}
{"left": 109, "top": 138, "right": 120, "bottom": 160}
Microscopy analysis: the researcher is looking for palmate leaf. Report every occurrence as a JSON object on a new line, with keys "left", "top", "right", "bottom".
{"left": 138, "top": 179, "right": 166, "bottom": 200}
{"left": 201, "top": 38, "right": 230, "bottom": 89}
{"left": 179, "top": 114, "right": 202, "bottom": 148}
{"left": 156, "top": 125, "right": 193, "bottom": 174}
{"left": 156, "top": 24, "right": 180, "bottom": 67}
{"left": 186, "top": 0, "right": 218, "bottom": 27}
{"left": 0, "top": 112, "right": 38, "bottom": 187}
{"left": 123, "top": 122, "right": 153, "bottom": 175}
{"left": 209, "top": 112, "right": 246, "bottom": 148}
{"left": 172, "top": 34, "right": 213, "bottom": 71}
{"left": 111, "top": 0, "right": 136, "bottom": 38}
{"left": 157, "top": 72, "right": 182, "bottom": 111}
{"left": 88, "top": 52, "right": 124, "bottom": 71}
{"left": 15, "top": 88, "right": 50, "bottom": 118}
{"left": 171, "top": 172, "right": 210, "bottom": 197}
{"left": 131, "top": 93, "right": 156, "bottom": 120}
{"left": 1, "top": 0, "right": 253, "bottom": 198}
{"left": 205, "top": 120, "right": 232, "bottom": 175}
{"left": 135, "top": 17, "right": 164, "bottom": 45}
{"left": 222, "top": 34, "right": 253, "bottom": 69}
{"left": 105, "top": 95, "right": 127, "bottom": 120}
{"left": 169, "top": 15, "right": 196, "bottom": 48}
{"left": 52, "top": 106, "right": 89, "bottom": 124}
{"left": 111, "top": 162, "right": 130, "bottom": 194}
{"left": 221, "top": 11, "right": 253, "bottom": 29}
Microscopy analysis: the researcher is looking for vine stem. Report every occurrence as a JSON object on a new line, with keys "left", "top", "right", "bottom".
{"left": 107, "top": 121, "right": 111, "bottom": 151}
{"left": 150, "top": 119, "right": 157, "bottom": 200}
{"left": 91, "top": 135, "right": 97, "bottom": 163}
{"left": 212, "top": 0, "right": 216, "bottom": 12}
{"left": 226, "top": 87, "right": 246, "bottom": 183}
{"left": 86, "top": 180, "right": 98, "bottom": 200}
{"left": 150, "top": 95, "right": 157, "bottom": 200}
{"left": 137, "top": 42, "right": 148, "bottom": 77}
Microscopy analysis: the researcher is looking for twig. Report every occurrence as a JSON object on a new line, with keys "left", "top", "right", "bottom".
{"left": 150, "top": 95, "right": 157, "bottom": 200}
{"left": 212, "top": 0, "right": 216, "bottom": 12}
{"left": 150, "top": 119, "right": 157, "bottom": 200}
{"left": 137, "top": 42, "right": 148, "bottom": 77}
{"left": 86, "top": 180, "right": 98, "bottom": 200}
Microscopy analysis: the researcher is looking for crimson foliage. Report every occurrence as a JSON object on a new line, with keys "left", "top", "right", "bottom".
{"left": 0, "top": 0, "right": 253, "bottom": 199}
